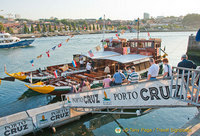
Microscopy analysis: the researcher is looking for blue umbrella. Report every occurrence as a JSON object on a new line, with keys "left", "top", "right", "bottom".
{"left": 196, "top": 29, "right": 200, "bottom": 42}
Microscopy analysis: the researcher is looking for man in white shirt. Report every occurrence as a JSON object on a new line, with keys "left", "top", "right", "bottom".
{"left": 162, "top": 58, "right": 172, "bottom": 78}
{"left": 104, "top": 65, "right": 110, "bottom": 73}
{"left": 86, "top": 62, "right": 92, "bottom": 73}
{"left": 147, "top": 58, "right": 159, "bottom": 80}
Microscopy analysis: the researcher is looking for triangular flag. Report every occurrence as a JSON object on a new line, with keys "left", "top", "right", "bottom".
{"left": 66, "top": 38, "right": 70, "bottom": 42}
{"left": 46, "top": 51, "right": 50, "bottom": 58}
{"left": 37, "top": 54, "right": 42, "bottom": 59}
{"left": 52, "top": 46, "right": 56, "bottom": 51}
{"left": 58, "top": 43, "right": 62, "bottom": 48}
{"left": 95, "top": 45, "right": 101, "bottom": 51}
{"left": 116, "top": 34, "right": 120, "bottom": 39}
{"left": 147, "top": 32, "right": 150, "bottom": 37}
{"left": 88, "top": 50, "right": 94, "bottom": 57}
{"left": 30, "top": 60, "right": 34, "bottom": 67}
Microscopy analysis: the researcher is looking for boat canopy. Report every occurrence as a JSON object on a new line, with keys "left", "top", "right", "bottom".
{"left": 75, "top": 51, "right": 121, "bottom": 59}
{"left": 100, "top": 54, "right": 151, "bottom": 64}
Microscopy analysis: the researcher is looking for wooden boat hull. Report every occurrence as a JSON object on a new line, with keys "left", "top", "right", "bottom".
{"left": 25, "top": 82, "right": 71, "bottom": 95}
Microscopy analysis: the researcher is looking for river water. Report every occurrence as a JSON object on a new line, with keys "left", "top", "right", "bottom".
{"left": 0, "top": 31, "right": 198, "bottom": 136}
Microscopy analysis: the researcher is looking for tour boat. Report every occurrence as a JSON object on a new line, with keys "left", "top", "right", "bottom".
{"left": 0, "top": 33, "right": 34, "bottom": 48}
{"left": 21, "top": 37, "right": 166, "bottom": 95}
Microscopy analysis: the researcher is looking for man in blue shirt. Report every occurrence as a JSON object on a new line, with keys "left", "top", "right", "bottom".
{"left": 113, "top": 70, "right": 126, "bottom": 85}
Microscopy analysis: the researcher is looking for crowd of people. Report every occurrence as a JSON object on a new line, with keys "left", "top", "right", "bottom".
{"left": 70, "top": 54, "right": 198, "bottom": 93}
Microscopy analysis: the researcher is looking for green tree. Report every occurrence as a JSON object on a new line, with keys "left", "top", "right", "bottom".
{"left": 183, "top": 14, "right": 200, "bottom": 28}
{"left": 59, "top": 26, "right": 63, "bottom": 32}
{"left": 100, "top": 25, "right": 103, "bottom": 30}
{"left": 78, "top": 26, "right": 81, "bottom": 31}
{"left": 31, "top": 24, "right": 35, "bottom": 33}
{"left": 64, "top": 24, "right": 67, "bottom": 31}
{"left": 86, "top": 24, "right": 88, "bottom": 30}
{"left": 54, "top": 24, "right": 57, "bottom": 31}
{"left": 0, "top": 22, "right": 5, "bottom": 32}
{"left": 24, "top": 24, "right": 29, "bottom": 34}
{"left": 82, "top": 24, "right": 84, "bottom": 30}
{"left": 37, "top": 24, "right": 41, "bottom": 32}
{"left": 42, "top": 24, "right": 47, "bottom": 32}
{"left": 5, "top": 27, "right": 13, "bottom": 34}
{"left": 105, "top": 25, "right": 108, "bottom": 30}
{"left": 97, "top": 24, "right": 99, "bottom": 30}
{"left": 9, "top": 27, "right": 14, "bottom": 34}
{"left": 49, "top": 24, "right": 52, "bottom": 32}
{"left": 89, "top": 25, "right": 92, "bottom": 31}
{"left": 93, "top": 24, "right": 95, "bottom": 31}
{"left": 69, "top": 24, "right": 72, "bottom": 31}
{"left": 73, "top": 22, "right": 76, "bottom": 31}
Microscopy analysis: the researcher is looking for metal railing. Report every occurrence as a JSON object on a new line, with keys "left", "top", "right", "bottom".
{"left": 170, "top": 67, "right": 200, "bottom": 106}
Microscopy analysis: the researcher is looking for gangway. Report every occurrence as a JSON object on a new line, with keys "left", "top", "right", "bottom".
{"left": 61, "top": 67, "right": 200, "bottom": 115}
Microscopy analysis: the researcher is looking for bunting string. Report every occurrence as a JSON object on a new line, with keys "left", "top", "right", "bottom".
{"left": 29, "top": 35, "right": 74, "bottom": 67}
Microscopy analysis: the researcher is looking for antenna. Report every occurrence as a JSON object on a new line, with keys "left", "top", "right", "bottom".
{"left": 137, "top": 17, "right": 140, "bottom": 40}
{"left": 102, "top": 14, "right": 106, "bottom": 50}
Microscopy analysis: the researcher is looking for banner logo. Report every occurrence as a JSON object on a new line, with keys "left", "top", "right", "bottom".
{"left": 103, "top": 91, "right": 111, "bottom": 105}
{"left": 39, "top": 115, "right": 48, "bottom": 124}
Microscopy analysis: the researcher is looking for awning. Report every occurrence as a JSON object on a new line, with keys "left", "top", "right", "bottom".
{"left": 75, "top": 51, "right": 121, "bottom": 59}
{"left": 100, "top": 54, "right": 151, "bottom": 64}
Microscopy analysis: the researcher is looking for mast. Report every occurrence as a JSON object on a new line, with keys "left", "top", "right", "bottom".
{"left": 102, "top": 14, "right": 105, "bottom": 50}
{"left": 137, "top": 17, "right": 140, "bottom": 40}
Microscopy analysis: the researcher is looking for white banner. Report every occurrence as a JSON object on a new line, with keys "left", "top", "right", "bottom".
{"left": 0, "top": 118, "right": 34, "bottom": 136}
{"left": 64, "top": 79, "right": 187, "bottom": 107}
{"left": 36, "top": 106, "right": 70, "bottom": 128}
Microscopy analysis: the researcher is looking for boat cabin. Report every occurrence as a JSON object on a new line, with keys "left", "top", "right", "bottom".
{"left": 103, "top": 38, "right": 162, "bottom": 63}
{"left": 0, "top": 33, "right": 20, "bottom": 44}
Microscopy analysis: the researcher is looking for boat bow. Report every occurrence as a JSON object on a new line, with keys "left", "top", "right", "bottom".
{"left": 25, "top": 81, "right": 55, "bottom": 94}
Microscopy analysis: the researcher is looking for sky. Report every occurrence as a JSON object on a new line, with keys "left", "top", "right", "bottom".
{"left": 1, "top": 0, "right": 200, "bottom": 20}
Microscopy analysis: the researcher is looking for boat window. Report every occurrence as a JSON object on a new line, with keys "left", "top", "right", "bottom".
{"left": 4, "top": 35, "right": 9, "bottom": 38}
{"left": 145, "top": 42, "right": 153, "bottom": 48}
{"left": 130, "top": 42, "right": 137, "bottom": 47}
{"left": 138, "top": 42, "right": 144, "bottom": 48}
{"left": 0, "top": 36, "right": 3, "bottom": 38}
{"left": 112, "top": 43, "right": 121, "bottom": 48}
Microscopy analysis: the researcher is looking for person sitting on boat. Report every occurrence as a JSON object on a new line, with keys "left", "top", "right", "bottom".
{"left": 104, "top": 65, "right": 110, "bottom": 74}
{"left": 86, "top": 61, "right": 92, "bottom": 74}
{"left": 113, "top": 70, "right": 126, "bottom": 85}
{"left": 103, "top": 74, "right": 112, "bottom": 88}
{"left": 70, "top": 84, "right": 78, "bottom": 93}
{"left": 79, "top": 58, "right": 84, "bottom": 69}
{"left": 127, "top": 66, "right": 132, "bottom": 75}
{"left": 127, "top": 66, "right": 139, "bottom": 84}
{"left": 147, "top": 58, "right": 159, "bottom": 80}
{"left": 78, "top": 78, "right": 91, "bottom": 92}
{"left": 162, "top": 58, "right": 172, "bottom": 78}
